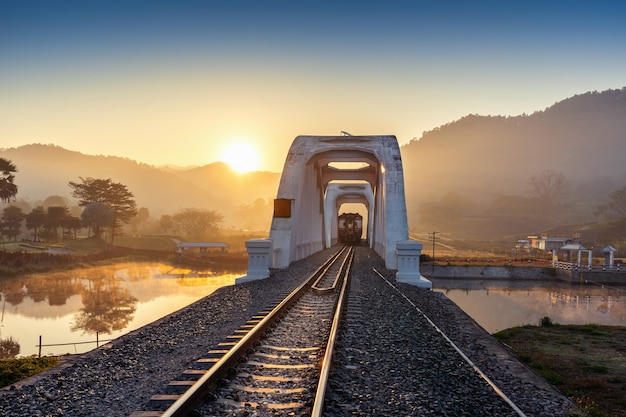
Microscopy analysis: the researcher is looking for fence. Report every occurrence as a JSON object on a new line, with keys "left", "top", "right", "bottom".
{"left": 553, "top": 261, "right": 623, "bottom": 273}
{"left": 36, "top": 333, "right": 115, "bottom": 358}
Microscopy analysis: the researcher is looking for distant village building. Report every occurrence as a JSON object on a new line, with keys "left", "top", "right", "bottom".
{"left": 177, "top": 241, "right": 229, "bottom": 257}
{"left": 514, "top": 239, "right": 531, "bottom": 253}
{"left": 521, "top": 234, "right": 622, "bottom": 272}
{"left": 560, "top": 243, "right": 591, "bottom": 267}
{"left": 528, "top": 235, "right": 573, "bottom": 252}
{"left": 601, "top": 245, "right": 617, "bottom": 267}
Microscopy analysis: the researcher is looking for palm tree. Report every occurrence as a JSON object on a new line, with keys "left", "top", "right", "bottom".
{"left": 0, "top": 158, "right": 18, "bottom": 203}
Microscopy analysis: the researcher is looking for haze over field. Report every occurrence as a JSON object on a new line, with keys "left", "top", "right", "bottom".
{"left": 2, "top": 87, "right": 626, "bottom": 243}
{"left": 2, "top": 1, "right": 626, "bottom": 173}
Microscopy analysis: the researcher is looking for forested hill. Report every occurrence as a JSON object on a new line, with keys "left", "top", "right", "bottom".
{"left": 0, "top": 144, "right": 280, "bottom": 227}
{"left": 402, "top": 88, "right": 626, "bottom": 206}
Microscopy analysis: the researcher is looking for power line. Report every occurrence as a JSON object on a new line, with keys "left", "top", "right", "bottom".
{"left": 428, "top": 231, "right": 439, "bottom": 273}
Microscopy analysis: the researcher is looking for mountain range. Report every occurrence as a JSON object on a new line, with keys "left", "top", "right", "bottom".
{"left": 401, "top": 88, "right": 626, "bottom": 237}
{"left": 0, "top": 144, "right": 280, "bottom": 226}
{"left": 2, "top": 87, "right": 625, "bottom": 238}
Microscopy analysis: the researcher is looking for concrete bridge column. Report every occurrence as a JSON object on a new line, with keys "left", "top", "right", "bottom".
{"left": 396, "top": 240, "right": 432, "bottom": 288}
{"left": 238, "top": 239, "right": 272, "bottom": 283}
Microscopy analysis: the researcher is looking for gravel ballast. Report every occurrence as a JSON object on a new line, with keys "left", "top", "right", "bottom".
{"left": 325, "top": 247, "right": 579, "bottom": 416}
{"left": 0, "top": 246, "right": 579, "bottom": 416}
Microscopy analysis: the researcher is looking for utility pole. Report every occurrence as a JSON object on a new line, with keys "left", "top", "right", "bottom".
{"left": 428, "top": 231, "right": 439, "bottom": 273}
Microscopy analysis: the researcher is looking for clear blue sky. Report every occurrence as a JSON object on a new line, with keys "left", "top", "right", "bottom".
{"left": 2, "top": 1, "right": 625, "bottom": 171}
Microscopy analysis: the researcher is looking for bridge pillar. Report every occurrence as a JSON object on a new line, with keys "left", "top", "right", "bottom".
{"left": 237, "top": 239, "right": 272, "bottom": 283}
{"left": 395, "top": 240, "right": 432, "bottom": 288}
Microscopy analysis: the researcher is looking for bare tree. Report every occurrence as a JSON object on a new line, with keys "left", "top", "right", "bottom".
{"left": 596, "top": 185, "right": 626, "bottom": 221}
{"left": 528, "top": 169, "right": 568, "bottom": 226}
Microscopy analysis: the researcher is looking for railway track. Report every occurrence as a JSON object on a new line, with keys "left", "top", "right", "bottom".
{"left": 125, "top": 244, "right": 574, "bottom": 417}
{"left": 130, "top": 245, "right": 354, "bottom": 417}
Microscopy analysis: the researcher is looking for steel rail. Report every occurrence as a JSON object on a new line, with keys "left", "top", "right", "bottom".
{"left": 312, "top": 245, "right": 352, "bottom": 293}
{"left": 311, "top": 246, "right": 354, "bottom": 416}
{"left": 372, "top": 267, "right": 528, "bottom": 417}
{"left": 145, "top": 246, "right": 347, "bottom": 417}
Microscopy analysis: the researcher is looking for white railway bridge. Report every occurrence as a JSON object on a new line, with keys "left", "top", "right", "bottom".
{"left": 240, "top": 135, "right": 430, "bottom": 288}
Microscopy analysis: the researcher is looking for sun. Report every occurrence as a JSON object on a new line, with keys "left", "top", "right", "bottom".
{"left": 220, "top": 141, "right": 261, "bottom": 173}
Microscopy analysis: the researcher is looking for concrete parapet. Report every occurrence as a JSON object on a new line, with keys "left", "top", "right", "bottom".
{"left": 395, "top": 240, "right": 432, "bottom": 288}
{"left": 425, "top": 265, "right": 552, "bottom": 280}
{"left": 237, "top": 239, "right": 272, "bottom": 284}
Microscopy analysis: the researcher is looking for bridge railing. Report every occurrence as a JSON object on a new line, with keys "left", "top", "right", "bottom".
{"left": 552, "top": 261, "right": 623, "bottom": 273}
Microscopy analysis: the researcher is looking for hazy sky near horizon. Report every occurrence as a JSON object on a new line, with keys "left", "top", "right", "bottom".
{"left": 2, "top": 1, "right": 625, "bottom": 172}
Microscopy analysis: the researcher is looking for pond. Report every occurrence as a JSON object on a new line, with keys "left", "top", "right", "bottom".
{"left": 0, "top": 263, "right": 245, "bottom": 358}
{"left": 4, "top": 266, "right": 625, "bottom": 358}
{"left": 432, "top": 278, "right": 626, "bottom": 333}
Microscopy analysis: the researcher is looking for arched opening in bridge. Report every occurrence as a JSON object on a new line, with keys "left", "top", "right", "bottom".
{"left": 328, "top": 161, "right": 370, "bottom": 170}
{"left": 338, "top": 202, "right": 368, "bottom": 241}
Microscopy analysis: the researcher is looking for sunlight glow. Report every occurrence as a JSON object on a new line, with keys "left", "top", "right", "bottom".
{"left": 220, "top": 141, "right": 261, "bottom": 173}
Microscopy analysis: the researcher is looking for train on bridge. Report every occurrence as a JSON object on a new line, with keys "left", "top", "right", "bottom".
{"left": 338, "top": 213, "right": 363, "bottom": 244}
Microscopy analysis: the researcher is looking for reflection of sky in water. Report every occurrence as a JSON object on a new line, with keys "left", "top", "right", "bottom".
{"left": 0, "top": 263, "right": 244, "bottom": 358}
{"left": 433, "top": 280, "right": 626, "bottom": 333}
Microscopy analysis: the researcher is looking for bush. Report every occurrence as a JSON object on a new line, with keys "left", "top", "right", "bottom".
{"left": 0, "top": 356, "right": 59, "bottom": 387}
{"left": 540, "top": 316, "right": 555, "bottom": 327}
{"left": 0, "top": 337, "right": 20, "bottom": 359}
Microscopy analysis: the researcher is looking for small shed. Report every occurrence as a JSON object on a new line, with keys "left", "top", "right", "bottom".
{"left": 560, "top": 243, "right": 591, "bottom": 267}
{"left": 601, "top": 245, "right": 617, "bottom": 267}
{"left": 177, "top": 242, "right": 229, "bottom": 257}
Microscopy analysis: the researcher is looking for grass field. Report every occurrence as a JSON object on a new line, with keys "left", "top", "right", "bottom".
{"left": 0, "top": 356, "right": 59, "bottom": 388}
{"left": 495, "top": 321, "right": 626, "bottom": 417}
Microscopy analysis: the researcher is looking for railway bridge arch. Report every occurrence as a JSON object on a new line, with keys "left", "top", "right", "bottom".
{"left": 242, "top": 135, "right": 430, "bottom": 288}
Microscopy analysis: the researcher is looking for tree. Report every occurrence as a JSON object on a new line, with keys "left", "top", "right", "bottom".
{"left": 417, "top": 192, "right": 476, "bottom": 232}
{"left": 235, "top": 198, "right": 273, "bottom": 231}
{"left": 80, "top": 202, "right": 114, "bottom": 238}
{"left": 528, "top": 169, "right": 568, "bottom": 226}
{"left": 1, "top": 205, "right": 25, "bottom": 241}
{"left": 42, "top": 195, "right": 69, "bottom": 209}
{"left": 0, "top": 336, "right": 20, "bottom": 359}
{"left": 46, "top": 206, "right": 68, "bottom": 241}
{"left": 595, "top": 185, "right": 626, "bottom": 245}
{"left": 129, "top": 207, "right": 150, "bottom": 233}
{"left": 159, "top": 214, "right": 173, "bottom": 234}
{"left": 596, "top": 185, "right": 626, "bottom": 221}
{"left": 62, "top": 215, "right": 81, "bottom": 240}
{"left": 25, "top": 206, "right": 47, "bottom": 241}
{"left": 0, "top": 158, "right": 18, "bottom": 203}
{"left": 69, "top": 178, "right": 137, "bottom": 244}
{"left": 172, "top": 208, "right": 223, "bottom": 240}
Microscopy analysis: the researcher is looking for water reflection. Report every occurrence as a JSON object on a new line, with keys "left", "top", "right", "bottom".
{"left": 72, "top": 272, "right": 137, "bottom": 334}
{"left": 0, "top": 263, "right": 244, "bottom": 357}
{"left": 432, "top": 278, "right": 626, "bottom": 333}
